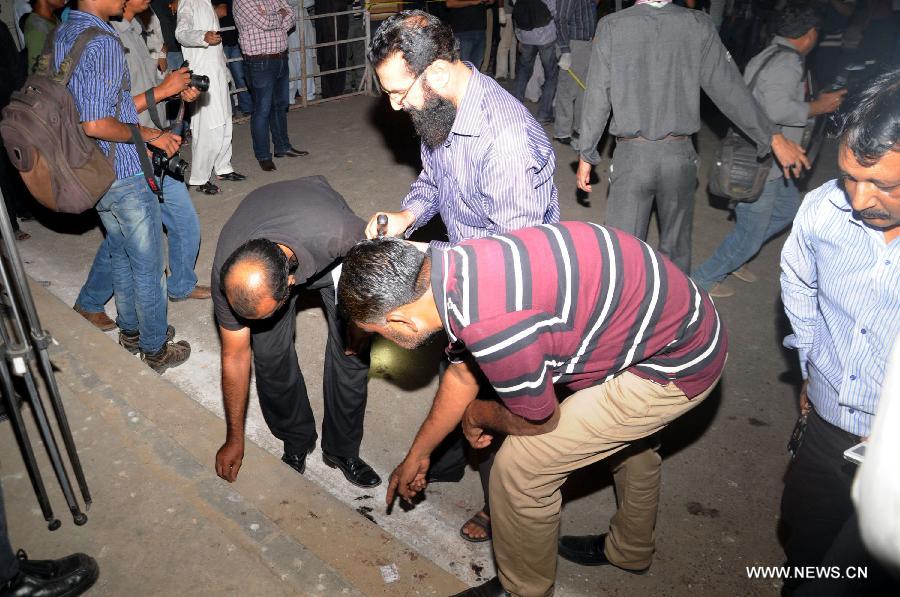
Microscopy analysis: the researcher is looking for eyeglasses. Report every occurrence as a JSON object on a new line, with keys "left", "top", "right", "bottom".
{"left": 388, "top": 68, "right": 427, "bottom": 107}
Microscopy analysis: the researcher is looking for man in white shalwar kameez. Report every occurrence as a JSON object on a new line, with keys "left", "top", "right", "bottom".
{"left": 176, "top": 0, "right": 246, "bottom": 193}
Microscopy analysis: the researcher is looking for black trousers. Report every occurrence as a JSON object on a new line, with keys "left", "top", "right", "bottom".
{"left": 0, "top": 482, "right": 18, "bottom": 584}
{"left": 251, "top": 283, "right": 369, "bottom": 458}
{"left": 314, "top": 0, "right": 349, "bottom": 98}
{"left": 781, "top": 409, "right": 897, "bottom": 596}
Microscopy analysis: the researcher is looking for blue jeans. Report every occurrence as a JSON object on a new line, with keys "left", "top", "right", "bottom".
{"left": 691, "top": 177, "right": 801, "bottom": 289}
{"left": 167, "top": 50, "right": 184, "bottom": 70}
{"left": 76, "top": 175, "right": 168, "bottom": 352}
{"left": 245, "top": 55, "right": 291, "bottom": 161}
{"left": 224, "top": 44, "right": 253, "bottom": 114}
{"left": 513, "top": 41, "right": 559, "bottom": 121}
{"left": 456, "top": 31, "right": 486, "bottom": 67}
{"left": 76, "top": 178, "right": 199, "bottom": 342}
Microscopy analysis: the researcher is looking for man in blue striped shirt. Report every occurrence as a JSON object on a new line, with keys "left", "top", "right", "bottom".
{"left": 779, "top": 68, "right": 900, "bottom": 595}
{"left": 55, "top": 0, "right": 191, "bottom": 372}
{"left": 364, "top": 10, "right": 559, "bottom": 249}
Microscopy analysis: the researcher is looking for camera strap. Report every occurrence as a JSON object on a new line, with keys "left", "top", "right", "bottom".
{"left": 128, "top": 124, "right": 163, "bottom": 199}
{"left": 143, "top": 89, "right": 166, "bottom": 132}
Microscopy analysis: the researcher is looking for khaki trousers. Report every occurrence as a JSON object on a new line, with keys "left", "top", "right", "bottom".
{"left": 490, "top": 371, "right": 718, "bottom": 596}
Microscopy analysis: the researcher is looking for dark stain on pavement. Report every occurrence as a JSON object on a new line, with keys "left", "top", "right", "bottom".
{"left": 686, "top": 501, "right": 720, "bottom": 518}
{"left": 356, "top": 505, "right": 377, "bottom": 524}
{"left": 748, "top": 417, "right": 770, "bottom": 427}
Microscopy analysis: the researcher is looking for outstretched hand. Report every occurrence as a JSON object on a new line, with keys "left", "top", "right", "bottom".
{"left": 385, "top": 454, "right": 430, "bottom": 509}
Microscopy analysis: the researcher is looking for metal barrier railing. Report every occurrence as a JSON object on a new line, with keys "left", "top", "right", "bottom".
{"left": 219, "top": 4, "right": 377, "bottom": 110}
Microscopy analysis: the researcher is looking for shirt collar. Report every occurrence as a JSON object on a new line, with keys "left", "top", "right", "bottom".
{"left": 429, "top": 247, "right": 456, "bottom": 341}
{"left": 67, "top": 10, "right": 117, "bottom": 35}
{"left": 772, "top": 36, "right": 800, "bottom": 52}
{"left": 825, "top": 178, "right": 898, "bottom": 241}
{"left": 449, "top": 62, "right": 487, "bottom": 138}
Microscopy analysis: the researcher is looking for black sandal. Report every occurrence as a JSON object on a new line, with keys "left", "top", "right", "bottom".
{"left": 216, "top": 172, "right": 246, "bottom": 182}
{"left": 460, "top": 510, "right": 492, "bottom": 543}
{"left": 192, "top": 182, "right": 220, "bottom": 195}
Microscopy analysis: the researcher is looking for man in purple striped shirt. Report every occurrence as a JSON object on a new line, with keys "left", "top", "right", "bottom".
{"left": 337, "top": 223, "right": 727, "bottom": 596}
{"left": 364, "top": 10, "right": 559, "bottom": 249}
{"left": 363, "top": 9, "right": 559, "bottom": 543}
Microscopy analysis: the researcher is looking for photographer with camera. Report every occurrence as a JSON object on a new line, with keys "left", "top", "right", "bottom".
{"left": 74, "top": 0, "right": 213, "bottom": 333}
{"left": 176, "top": 0, "right": 246, "bottom": 194}
{"left": 58, "top": 0, "right": 191, "bottom": 373}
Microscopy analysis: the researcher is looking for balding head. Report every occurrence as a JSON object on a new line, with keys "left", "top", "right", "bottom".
{"left": 221, "top": 239, "right": 292, "bottom": 320}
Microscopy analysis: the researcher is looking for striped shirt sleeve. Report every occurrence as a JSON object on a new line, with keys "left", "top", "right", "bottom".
{"left": 401, "top": 147, "right": 441, "bottom": 233}
{"left": 780, "top": 186, "right": 821, "bottom": 379}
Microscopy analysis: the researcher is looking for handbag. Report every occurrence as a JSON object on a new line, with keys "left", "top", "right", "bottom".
{"left": 708, "top": 47, "right": 793, "bottom": 203}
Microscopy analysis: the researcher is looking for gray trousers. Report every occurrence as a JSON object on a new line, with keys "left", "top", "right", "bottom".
{"left": 554, "top": 40, "right": 591, "bottom": 139}
{"left": 605, "top": 137, "right": 698, "bottom": 273}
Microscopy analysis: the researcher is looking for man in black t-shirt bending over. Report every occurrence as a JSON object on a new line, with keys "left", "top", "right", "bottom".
{"left": 211, "top": 176, "right": 380, "bottom": 488}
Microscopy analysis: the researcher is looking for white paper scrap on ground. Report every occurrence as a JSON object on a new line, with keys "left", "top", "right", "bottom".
{"left": 379, "top": 563, "right": 400, "bottom": 583}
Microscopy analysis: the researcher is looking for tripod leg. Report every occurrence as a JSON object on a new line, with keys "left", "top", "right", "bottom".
{"left": 32, "top": 349, "right": 92, "bottom": 507}
{"left": 20, "top": 369, "right": 87, "bottom": 526}
{"left": 0, "top": 355, "right": 60, "bottom": 531}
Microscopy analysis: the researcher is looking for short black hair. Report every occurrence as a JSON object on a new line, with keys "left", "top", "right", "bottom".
{"left": 220, "top": 239, "right": 290, "bottom": 319}
{"left": 829, "top": 67, "right": 900, "bottom": 167}
{"left": 368, "top": 10, "right": 458, "bottom": 77}
{"left": 338, "top": 238, "right": 431, "bottom": 323}
{"left": 774, "top": 4, "right": 822, "bottom": 39}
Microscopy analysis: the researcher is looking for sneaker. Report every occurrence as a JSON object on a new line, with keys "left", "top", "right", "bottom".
{"left": 119, "top": 325, "right": 175, "bottom": 354}
{"left": 708, "top": 282, "right": 735, "bottom": 298}
{"left": 731, "top": 266, "right": 758, "bottom": 284}
{"left": 140, "top": 339, "right": 191, "bottom": 373}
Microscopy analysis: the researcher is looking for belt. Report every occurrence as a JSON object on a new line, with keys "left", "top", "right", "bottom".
{"left": 244, "top": 51, "right": 287, "bottom": 60}
{"left": 616, "top": 134, "right": 689, "bottom": 142}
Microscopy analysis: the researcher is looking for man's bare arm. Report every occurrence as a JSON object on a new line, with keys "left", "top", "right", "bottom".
{"left": 386, "top": 360, "right": 481, "bottom": 504}
{"left": 215, "top": 326, "right": 252, "bottom": 482}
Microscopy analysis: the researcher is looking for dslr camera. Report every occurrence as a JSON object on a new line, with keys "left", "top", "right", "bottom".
{"left": 180, "top": 60, "right": 210, "bottom": 92}
{"left": 150, "top": 146, "right": 189, "bottom": 178}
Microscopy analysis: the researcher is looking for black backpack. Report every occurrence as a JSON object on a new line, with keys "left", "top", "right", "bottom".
{"left": 512, "top": 0, "right": 553, "bottom": 31}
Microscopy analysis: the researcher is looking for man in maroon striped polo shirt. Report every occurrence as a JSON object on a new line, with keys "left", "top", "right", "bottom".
{"left": 338, "top": 221, "right": 727, "bottom": 596}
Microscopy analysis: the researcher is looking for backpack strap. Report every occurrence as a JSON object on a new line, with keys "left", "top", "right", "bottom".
{"left": 55, "top": 27, "right": 124, "bottom": 86}
{"left": 33, "top": 25, "right": 61, "bottom": 77}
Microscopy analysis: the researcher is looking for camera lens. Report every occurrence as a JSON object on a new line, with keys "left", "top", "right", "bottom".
{"left": 168, "top": 156, "right": 189, "bottom": 178}
{"left": 190, "top": 74, "right": 210, "bottom": 93}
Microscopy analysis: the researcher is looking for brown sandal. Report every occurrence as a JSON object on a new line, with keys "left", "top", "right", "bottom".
{"left": 460, "top": 510, "right": 491, "bottom": 543}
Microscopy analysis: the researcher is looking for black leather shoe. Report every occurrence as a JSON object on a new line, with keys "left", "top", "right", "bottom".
{"left": 451, "top": 577, "right": 509, "bottom": 597}
{"left": 282, "top": 451, "right": 309, "bottom": 475}
{"left": 259, "top": 159, "right": 277, "bottom": 171}
{"left": 322, "top": 453, "right": 382, "bottom": 488}
{"left": 558, "top": 534, "right": 650, "bottom": 574}
{"left": 5, "top": 550, "right": 99, "bottom": 597}
{"left": 274, "top": 147, "right": 309, "bottom": 158}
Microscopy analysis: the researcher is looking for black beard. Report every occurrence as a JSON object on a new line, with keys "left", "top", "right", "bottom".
{"left": 406, "top": 85, "right": 457, "bottom": 148}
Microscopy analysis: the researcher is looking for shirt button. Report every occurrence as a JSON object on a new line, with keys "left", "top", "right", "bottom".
{"left": 848, "top": 408, "right": 856, "bottom": 414}
{"left": 850, "top": 375, "right": 857, "bottom": 381}
{"left": 887, "top": 260, "right": 892, "bottom": 265}
{"left": 861, "top": 328, "right": 867, "bottom": 334}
